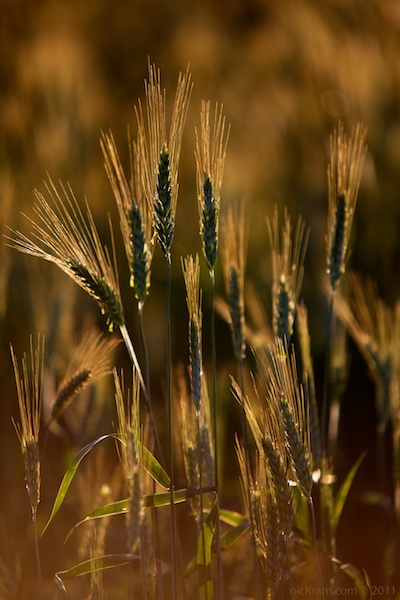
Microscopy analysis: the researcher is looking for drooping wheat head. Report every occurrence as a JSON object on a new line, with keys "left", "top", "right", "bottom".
{"left": 221, "top": 202, "right": 248, "bottom": 361}
{"left": 135, "top": 61, "right": 192, "bottom": 258}
{"left": 101, "top": 130, "right": 153, "bottom": 308}
{"left": 9, "top": 177, "right": 124, "bottom": 331}
{"left": 326, "top": 121, "right": 367, "bottom": 291}
{"left": 195, "top": 101, "right": 230, "bottom": 272}
{"left": 334, "top": 272, "right": 400, "bottom": 430}
{"left": 267, "top": 207, "right": 309, "bottom": 341}
{"left": 50, "top": 332, "right": 119, "bottom": 425}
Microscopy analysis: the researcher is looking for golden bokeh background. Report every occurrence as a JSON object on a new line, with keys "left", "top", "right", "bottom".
{"left": 2, "top": 0, "right": 400, "bottom": 595}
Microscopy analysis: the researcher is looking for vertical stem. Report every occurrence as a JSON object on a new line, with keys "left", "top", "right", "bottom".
{"left": 309, "top": 496, "right": 324, "bottom": 588}
{"left": 210, "top": 270, "right": 224, "bottom": 600}
{"left": 32, "top": 508, "right": 43, "bottom": 600}
{"left": 119, "top": 323, "right": 148, "bottom": 401}
{"left": 138, "top": 305, "right": 165, "bottom": 468}
{"left": 166, "top": 252, "right": 177, "bottom": 600}
{"left": 138, "top": 306, "right": 165, "bottom": 600}
{"left": 197, "top": 414, "right": 209, "bottom": 600}
{"left": 321, "top": 293, "right": 334, "bottom": 456}
{"left": 238, "top": 359, "right": 263, "bottom": 600}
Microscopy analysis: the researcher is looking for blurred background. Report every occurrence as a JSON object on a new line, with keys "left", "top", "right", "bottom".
{"left": 1, "top": 0, "right": 400, "bottom": 595}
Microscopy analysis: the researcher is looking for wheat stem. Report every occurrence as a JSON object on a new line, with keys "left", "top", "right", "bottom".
{"left": 321, "top": 292, "right": 334, "bottom": 456}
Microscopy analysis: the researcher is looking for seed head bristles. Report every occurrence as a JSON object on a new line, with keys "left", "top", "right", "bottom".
{"left": 296, "top": 303, "right": 322, "bottom": 470}
{"left": 267, "top": 339, "right": 313, "bottom": 498}
{"left": 101, "top": 130, "right": 153, "bottom": 307}
{"left": 334, "top": 272, "right": 400, "bottom": 428}
{"left": 221, "top": 202, "right": 248, "bottom": 361}
{"left": 8, "top": 177, "right": 124, "bottom": 332}
{"left": 134, "top": 61, "right": 192, "bottom": 256}
{"left": 266, "top": 207, "right": 309, "bottom": 340}
{"left": 11, "top": 334, "right": 44, "bottom": 513}
{"left": 195, "top": 101, "right": 230, "bottom": 272}
{"left": 182, "top": 255, "right": 203, "bottom": 412}
{"left": 326, "top": 121, "right": 367, "bottom": 291}
{"left": 114, "top": 370, "right": 144, "bottom": 552}
{"left": 50, "top": 333, "right": 119, "bottom": 424}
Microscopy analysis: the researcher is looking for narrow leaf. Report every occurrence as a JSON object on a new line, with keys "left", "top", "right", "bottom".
{"left": 42, "top": 433, "right": 117, "bottom": 536}
{"left": 141, "top": 444, "right": 170, "bottom": 489}
{"left": 54, "top": 553, "right": 138, "bottom": 591}
{"left": 198, "top": 495, "right": 218, "bottom": 600}
{"left": 333, "top": 451, "right": 366, "bottom": 534}
{"left": 219, "top": 509, "right": 247, "bottom": 527}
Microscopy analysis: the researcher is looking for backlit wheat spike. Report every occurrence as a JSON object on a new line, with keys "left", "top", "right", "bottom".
{"left": 8, "top": 177, "right": 124, "bottom": 332}
{"left": 135, "top": 61, "right": 192, "bottom": 257}
{"left": 334, "top": 272, "right": 400, "bottom": 429}
{"left": 221, "top": 202, "right": 248, "bottom": 360}
{"left": 296, "top": 302, "right": 322, "bottom": 470}
{"left": 114, "top": 371, "right": 144, "bottom": 553}
{"left": 101, "top": 130, "right": 153, "bottom": 307}
{"left": 326, "top": 121, "right": 367, "bottom": 291}
{"left": 182, "top": 254, "right": 203, "bottom": 412}
{"left": 51, "top": 332, "right": 119, "bottom": 423}
{"left": 195, "top": 101, "right": 230, "bottom": 272}
{"left": 11, "top": 334, "right": 44, "bottom": 513}
{"left": 267, "top": 339, "right": 313, "bottom": 498}
{"left": 267, "top": 207, "right": 309, "bottom": 340}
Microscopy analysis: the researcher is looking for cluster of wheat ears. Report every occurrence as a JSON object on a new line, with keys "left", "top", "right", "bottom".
{"left": 5, "top": 61, "right": 400, "bottom": 599}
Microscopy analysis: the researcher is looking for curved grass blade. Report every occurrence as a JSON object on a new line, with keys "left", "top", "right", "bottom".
{"left": 333, "top": 451, "right": 366, "bottom": 534}
{"left": 141, "top": 443, "right": 170, "bottom": 489}
{"left": 65, "top": 487, "right": 214, "bottom": 543}
{"left": 54, "top": 553, "right": 139, "bottom": 592}
{"left": 198, "top": 494, "right": 218, "bottom": 600}
{"left": 41, "top": 433, "right": 119, "bottom": 536}
{"left": 219, "top": 509, "right": 248, "bottom": 527}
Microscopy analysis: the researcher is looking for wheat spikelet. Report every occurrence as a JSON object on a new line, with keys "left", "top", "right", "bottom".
{"left": 334, "top": 272, "right": 400, "bottom": 428}
{"left": 326, "top": 121, "right": 367, "bottom": 291}
{"left": 11, "top": 335, "right": 44, "bottom": 513}
{"left": 267, "top": 207, "right": 309, "bottom": 340}
{"left": 134, "top": 61, "right": 192, "bottom": 257}
{"left": 182, "top": 254, "right": 203, "bottom": 412}
{"left": 50, "top": 332, "right": 119, "bottom": 424}
{"left": 9, "top": 177, "right": 124, "bottom": 331}
{"left": 101, "top": 130, "right": 152, "bottom": 307}
{"left": 221, "top": 202, "right": 248, "bottom": 361}
{"left": 262, "top": 436, "right": 294, "bottom": 539}
{"left": 195, "top": 101, "right": 230, "bottom": 272}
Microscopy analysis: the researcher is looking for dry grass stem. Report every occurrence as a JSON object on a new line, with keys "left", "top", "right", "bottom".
{"left": 326, "top": 121, "right": 367, "bottom": 291}
{"left": 195, "top": 101, "right": 230, "bottom": 272}
{"left": 267, "top": 207, "right": 309, "bottom": 340}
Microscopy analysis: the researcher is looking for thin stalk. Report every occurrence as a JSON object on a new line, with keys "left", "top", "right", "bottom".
{"left": 210, "top": 270, "right": 224, "bottom": 600}
{"left": 138, "top": 305, "right": 165, "bottom": 600}
{"left": 321, "top": 292, "right": 334, "bottom": 456}
{"left": 309, "top": 497, "right": 324, "bottom": 588}
{"left": 238, "top": 359, "right": 263, "bottom": 600}
{"left": 32, "top": 509, "right": 43, "bottom": 600}
{"left": 197, "top": 414, "right": 209, "bottom": 600}
{"left": 166, "top": 252, "right": 177, "bottom": 600}
{"left": 138, "top": 304, "right": 165, "bottom": 468}
{"left": 119, "top": 323, "right": 148, "bottom": 401}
